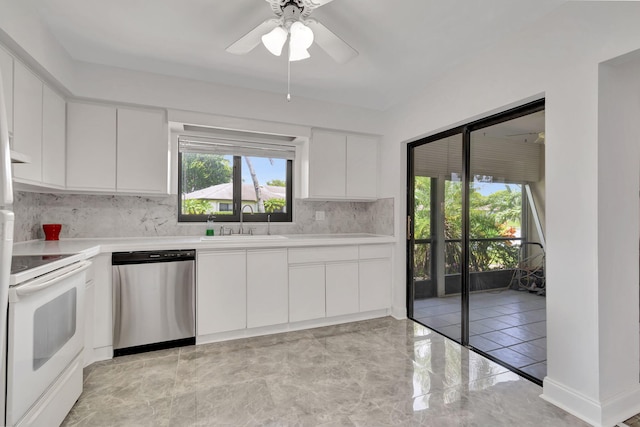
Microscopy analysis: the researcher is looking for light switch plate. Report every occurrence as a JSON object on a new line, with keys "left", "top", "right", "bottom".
{"left": 315, "top": 211, "right": 325, "bottom": 221}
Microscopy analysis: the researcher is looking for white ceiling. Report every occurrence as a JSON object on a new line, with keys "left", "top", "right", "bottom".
{"left": 23, "top": 0, "right": 566, "bottom": 111}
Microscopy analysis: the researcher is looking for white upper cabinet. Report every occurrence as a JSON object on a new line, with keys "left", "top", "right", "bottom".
{"left": 305, "top": 129, "right": 378, "bottom": 200}
{"left": 346, "top": 134, "right": 378, "bottom": 199}
{"left": 42, "top": 85, "right": 66, "bottom": 188}
{"left": 67, "top": 102, "right": 117, "bottom": 191}
{"left": 9, "top": 58, "right": 66, "bottom": 187}
{"left": 67, "top": 102, "right": 169, "bottom": 194}
{"left": 308, "top": 130, "right": 346, "bottom": 199}
{"left": 0, "top": 46, "right": 13, "bottom": 135}
{"left": 13, "top": 61, "right": 43, "bottom": 182}
{"left": 117, "top": 108, "right": 168, "bottom": 194}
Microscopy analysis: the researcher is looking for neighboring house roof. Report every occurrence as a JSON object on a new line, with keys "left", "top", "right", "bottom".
{"left": 184, "top": 182, "right": 285, "bottom": 201}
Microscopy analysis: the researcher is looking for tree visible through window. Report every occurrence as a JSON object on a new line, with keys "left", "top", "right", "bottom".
{"left": 178, "top": 142, "right": 293, "bottom": 223}
{"left": 413, "top": 175, "right": 521, "bottom": 276}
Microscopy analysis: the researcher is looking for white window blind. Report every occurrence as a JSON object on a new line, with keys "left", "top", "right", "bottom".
{"left": 178, "top": 135, "right": 296, "bottom": 160}
{"left": 413, "top": 135, "right": 542, "bottom": 183}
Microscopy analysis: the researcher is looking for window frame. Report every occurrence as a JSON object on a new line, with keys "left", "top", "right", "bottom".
{"left": 177, "top": 151, "right": 293, "bottom": 223}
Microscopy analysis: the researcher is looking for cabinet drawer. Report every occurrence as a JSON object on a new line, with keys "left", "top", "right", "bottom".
{"left": 359, "top": 244, "right": 392, "bottom": 260}
{"left": 288, "top": 246, "right": 358, "bottom": 264}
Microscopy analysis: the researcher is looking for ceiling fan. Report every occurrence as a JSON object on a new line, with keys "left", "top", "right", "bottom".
{"left": 226, "top": 0, "right": 358, "bottom": 63}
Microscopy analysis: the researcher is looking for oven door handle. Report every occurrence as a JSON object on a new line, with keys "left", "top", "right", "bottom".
{"left": 14, "top": 260, "right": 92, "bottom": 297}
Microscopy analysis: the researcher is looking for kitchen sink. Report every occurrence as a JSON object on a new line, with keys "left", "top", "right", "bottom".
{"left": 200, "top": 235, "right": 288, "bottom": 241}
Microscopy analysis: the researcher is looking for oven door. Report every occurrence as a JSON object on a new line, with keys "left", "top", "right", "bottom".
{"left": 6, "top": 260, "right": 90, "bottom": 426}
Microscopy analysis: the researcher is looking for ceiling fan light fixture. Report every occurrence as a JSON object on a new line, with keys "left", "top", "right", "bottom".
{"left": 288, "top": 21, "right": 313, "bottom": 61}
{"left": 289, "top": 45, "right": 310, "bottom": 61}
{"left": 261, "top": 25, "right": 288, "bottom": 56}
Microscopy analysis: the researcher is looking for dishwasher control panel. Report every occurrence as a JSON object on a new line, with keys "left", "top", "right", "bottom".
{"left": 112, "top": 250, "right": 196, "bottom": 265}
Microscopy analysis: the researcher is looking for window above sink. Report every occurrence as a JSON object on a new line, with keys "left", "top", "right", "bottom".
{"left": 177, "top": 133, "right": 294, "bottom": 224}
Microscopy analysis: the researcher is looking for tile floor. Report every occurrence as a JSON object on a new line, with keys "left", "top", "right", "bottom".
{"left": 61, "top": 317, "right": 589, "bottom": 426}
{"left": 413, "top": 289, "right": 547, "bottom": 380}
{"left": 624, "top": 413, "right": 640, "bottom": 427}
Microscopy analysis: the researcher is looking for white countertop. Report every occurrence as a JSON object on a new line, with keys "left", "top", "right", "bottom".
{"left": 11, "top": 233, "right": 396, "bottom": 284}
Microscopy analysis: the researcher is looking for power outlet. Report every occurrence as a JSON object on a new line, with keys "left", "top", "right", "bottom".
{"left": 315, "top": 211, "right": 325, "bottom": 221}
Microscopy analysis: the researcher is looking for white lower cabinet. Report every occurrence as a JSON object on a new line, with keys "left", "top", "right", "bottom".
{"left": 359, "top": 245, "right": 392, "bottom": 312}
{"left": 247, "top": 249, "right": 288, "bottom": 328}
{"left": 91, "top": 254, "right": 113, "bottom": 360}
{"left": 287, "top": 246, "right": 366, "bottom": 320}
{"left": 83, "top": 260, "right": 95, "bottom": 367}
{"left": 326, "top": 262, "right": 359, "bottom": 317}
{"left": 193, "top": 244, "right": 391, "bottom": 341}
{"left": 289, "top": 264, "right": 325, "bottom": 322}
{"left": 197, "top": 250, "right": 246, "bottom": 335}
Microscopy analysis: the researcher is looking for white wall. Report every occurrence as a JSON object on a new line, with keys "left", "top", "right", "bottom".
{"left": 596, "top": 53, "right": 640, "bottom": 405}
{"left": 381, "top": 2, "right": 640, "bottom": 426}
{"left": 0, "top": 0, "right": 76, "bottom": 91}
{"left": 70, "top": 62, "right": 386, "bottom": 135}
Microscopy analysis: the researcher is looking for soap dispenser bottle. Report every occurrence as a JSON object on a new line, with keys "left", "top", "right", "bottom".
{"left": 206, "top": 215, "right": 215, "bottom": 236}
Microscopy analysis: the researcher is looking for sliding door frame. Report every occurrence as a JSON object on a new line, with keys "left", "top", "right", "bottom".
{"left": 407, "top": 98, "right": 545, "bottom": 376}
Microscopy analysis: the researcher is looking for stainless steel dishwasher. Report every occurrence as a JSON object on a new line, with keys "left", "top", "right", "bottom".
{"left": 112, "top": 250, "right": 196, "bottom": 356}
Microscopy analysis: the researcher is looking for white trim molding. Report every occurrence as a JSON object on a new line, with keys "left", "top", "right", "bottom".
{"left": 542, "top": 377, "right": 640, "bottom": 427}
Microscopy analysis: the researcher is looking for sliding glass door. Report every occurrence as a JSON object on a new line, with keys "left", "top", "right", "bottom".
{"left": 408, "top": 101, "right": 546, "bottom": 384}
{"left": 409, "top": 133, "right": 463, "bottom": 341}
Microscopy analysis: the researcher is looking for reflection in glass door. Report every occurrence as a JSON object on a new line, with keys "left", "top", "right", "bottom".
{"left": 408, "top": 101, "right": 546, "bottom": 384}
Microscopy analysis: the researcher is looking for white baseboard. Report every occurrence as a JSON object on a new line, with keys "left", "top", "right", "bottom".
{"left": 391, "top": 305, "right": 407, "bottom": 319}
{"left": 542, "top": 376, "right": 640, "bottom": 427}
{"left": 90, "top": 346, "right": 113, "bottom": 364}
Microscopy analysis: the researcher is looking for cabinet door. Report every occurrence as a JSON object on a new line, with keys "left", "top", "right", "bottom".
{"left": 359, "top": 258, "right": 391, "bottom": 312}
{"left": 92, "top": 254, "right": 112, "bottom": 350}
{"left": 197, "top": 251, "right": 246, "bottom": 335}
{"left": 247, "top": 249, "right": 288, "bottom": 328}
{"left": 326, "top": 262, "right": 359, "bottom": 317}
{"left": 84, "top": 278, "right": 95, "bottom": 367}
{"left": 289, "top": 264, "right": 325, "bottom": 322}
{"left": 13, "top": 61, "right": 42, "bottom": 182}
{"left": 346, "top": 134, "right": 377, "bottom": 199}
{"left": 309, "top": 130, "right": 346, "bottom": 198}
{"left": 42, "top": 85, "right": 66, "bottom": 188}
{"left": 0, "top": 46, "right": 13, "bottom": 134}
{"left": 67, "top": 102, "right": 116, "bottom": 190}
{"left": 117, "top": 108, "right": 168, "bottom": 194}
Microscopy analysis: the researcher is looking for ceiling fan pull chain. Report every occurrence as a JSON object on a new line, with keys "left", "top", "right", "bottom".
{"left": 287, "top": 57, "right": 292, "bottom": 102}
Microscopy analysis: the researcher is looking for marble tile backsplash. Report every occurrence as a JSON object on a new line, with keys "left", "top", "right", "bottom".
{"left": 12, "top": 191, "right": 394, "bottom": 242}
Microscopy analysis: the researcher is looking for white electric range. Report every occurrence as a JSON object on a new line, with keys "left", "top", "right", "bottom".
{"left": 6, "top": 253, "right": 90, "bottom": 427}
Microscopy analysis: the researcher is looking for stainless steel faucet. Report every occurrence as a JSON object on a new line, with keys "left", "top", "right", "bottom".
{"left": 239, "top": 204, "right": 254, "bottom": 235}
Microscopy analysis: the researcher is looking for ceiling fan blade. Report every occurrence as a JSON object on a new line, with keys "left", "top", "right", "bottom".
{"left": 302, "top": 0, "right": 337, "bottom": 8}
{"left": 306, "top": 19, "right": 358, "bottom": 64}
{"left": 226, "top": 19, "right": 280, "bottom": 55}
